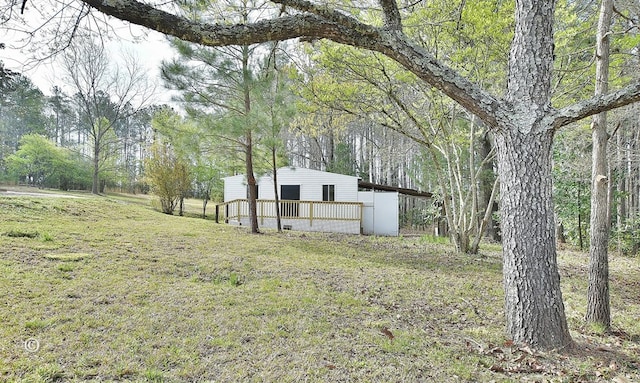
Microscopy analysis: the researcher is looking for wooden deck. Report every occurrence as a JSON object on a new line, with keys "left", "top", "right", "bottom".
{"left": 216, "top": 199, "right": 363, "bottom": 234}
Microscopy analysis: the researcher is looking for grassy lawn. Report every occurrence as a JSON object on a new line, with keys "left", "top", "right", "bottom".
{"left": 0, "top": 192, "right": 638, "bottom": 382}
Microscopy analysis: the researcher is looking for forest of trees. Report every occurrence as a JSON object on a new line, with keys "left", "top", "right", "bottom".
{"left": 2, "top": 0, "right": 640, "bottom": 349}
{"left": 2, "top": 0, "right": 640, "bottom": 250}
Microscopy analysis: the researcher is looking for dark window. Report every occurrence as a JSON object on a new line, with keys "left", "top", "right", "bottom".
{"left": 246, "top": 184, "right": 258, "bottom": 199}
{"left": 323, "top": 185, "right": 335, "bottom": 201}
{"left": 281, "top": 185, "right": 300, "bottom": 217}
{"left": 281, "top": 185, "right": 300, "bottom": 200}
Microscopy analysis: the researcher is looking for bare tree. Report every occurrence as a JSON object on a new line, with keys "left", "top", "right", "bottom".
{"left": 60, "top": 36, "right": 154, "bottom": 194}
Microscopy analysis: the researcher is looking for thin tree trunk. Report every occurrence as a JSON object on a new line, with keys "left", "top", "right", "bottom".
{"left": 578, "top": 186, "right": 584, "bottom": 251}
{"left": 92, "top": 145, "right": 100, "bottom": 195}
{"left": 479, "top": 132, "right": 500, "bottom": 241}
{"left": 202, "top": 194, "right": 209, "bottom": 219}
{"left": 616, "top": 124, "right": 625, "bottom": 254}
{"left": 327, "top": 129, "right": 335, "bottom": 171}
{"left": 470, "top": 177, "right": 499, "bottom": 254}
{"left": 242, "top": 44, "right": 259, "bottom": 234}
{"left": 587, "top": 0, "right": 613, "bottom": 330}
{"left": 272, "top": 148, "right": 282, "bottom": 232}
{"left": 245, "top": 133, "right": 259, "bottom": 234}
{"left": 556, "top": 221, "right": 566, "bottom": 245}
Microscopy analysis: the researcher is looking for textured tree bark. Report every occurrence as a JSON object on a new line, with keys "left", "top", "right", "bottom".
{"left": 587, "top": 0, "right": 613, "bottom": 329}
{"left": 495, "top": 128, "right": 573, "bottom": 349}
{"left": 496, "top": 0, "right": 572, "bottom": 349}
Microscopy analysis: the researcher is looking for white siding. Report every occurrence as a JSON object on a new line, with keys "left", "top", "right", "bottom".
{"left": 358, "top": 191, "right": 399, "bottom": 236}
{"left": 254, "top": 167, "right": 359, "bottom": 202}
{"left": 359, "top": 191, "right": 375, "bottom": 235}
{"left": 222, "top": 168, "right": 400, "bottom": 236}
{"left": 222, "top": 174, "right": 247, "bottom": 202}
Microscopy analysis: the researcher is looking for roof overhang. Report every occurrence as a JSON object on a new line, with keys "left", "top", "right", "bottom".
{"left": 358, "top": 181, "right": 433, "bottom": 198}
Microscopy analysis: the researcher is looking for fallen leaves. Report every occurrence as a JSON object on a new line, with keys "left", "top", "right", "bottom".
{"left": 476, "top": 343, "right": 546, "bottom": 375}
{"left": 380, "top": 327, "right": 395, "bottom": 340}
{"left": 466, "top": 337, "right": 638, "bottom": 381}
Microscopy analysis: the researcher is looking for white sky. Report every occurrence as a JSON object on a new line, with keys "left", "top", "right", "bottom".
{"left": 1, "top": 8, "right": 175, "bottom": 102}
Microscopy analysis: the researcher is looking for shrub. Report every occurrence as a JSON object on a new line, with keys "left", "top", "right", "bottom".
{"left": 144, "top": 142, "right": 191, "bottom": 214}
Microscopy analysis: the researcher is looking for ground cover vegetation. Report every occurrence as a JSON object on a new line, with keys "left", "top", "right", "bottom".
{"left": 3, "top": 0, "right": 640, "bottom": 351}
{"left": 1, "top": 194, "right": 639, "bottom": 382}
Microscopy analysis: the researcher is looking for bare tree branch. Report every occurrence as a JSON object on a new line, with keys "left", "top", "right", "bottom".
{"left": 379, "top": 0, "right": 402, "bottom": 31}
{"left": 81, "top": 0, "right": 373, "bottom": 46}
{"left": 550, "top": 81, "right": 640, "bottom": 129}
{"left": 69, "top": 0, "right": 640, "bottom": 133}
{"left": 79, "top": 0, "right": 504, "bottom": 128}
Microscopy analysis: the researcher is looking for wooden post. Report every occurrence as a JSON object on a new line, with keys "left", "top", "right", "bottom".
{"left": 359, "top": 202, "right": 364, "bottom": 234}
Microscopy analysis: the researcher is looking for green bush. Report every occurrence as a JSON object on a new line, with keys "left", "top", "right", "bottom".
{"left": 5, "top": 134, "right": 93, "bottom": 191}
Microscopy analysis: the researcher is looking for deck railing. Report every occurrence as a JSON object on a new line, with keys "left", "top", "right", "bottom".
{"left": 217, "top": 199, "right": 363, "bottom": 227}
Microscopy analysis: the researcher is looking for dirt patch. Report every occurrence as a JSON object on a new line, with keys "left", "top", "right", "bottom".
{"left": 0, "top": 190, "right": 83, "bottom": 198}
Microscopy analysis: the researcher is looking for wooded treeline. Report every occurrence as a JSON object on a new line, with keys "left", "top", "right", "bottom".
{"left": 1, "top": 67, "right": 155, "bottom": 193}
{"left": 1, "top": 0, "right": 640, "bottom": 252}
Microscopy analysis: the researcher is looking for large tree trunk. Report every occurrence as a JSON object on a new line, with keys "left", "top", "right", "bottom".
{"left": 496, "top": 0, "right": 572, "bottom": 350}
{"left": 587, "top": 0, "right": 613, "bottom": 329}
{"left": 586, "top": 117, "right": 612, "bottom": 326}
{"left": 495, "top": 128, "right": 573, "bottom": 349}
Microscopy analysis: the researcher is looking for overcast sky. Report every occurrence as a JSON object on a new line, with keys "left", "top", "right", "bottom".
{"left": 1, "top": 7, "right": 175, "bottom": 100}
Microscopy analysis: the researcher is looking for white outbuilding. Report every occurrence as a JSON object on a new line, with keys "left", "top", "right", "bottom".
{"left": 220, "top": 167, "right": 399, "bottom": 236}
